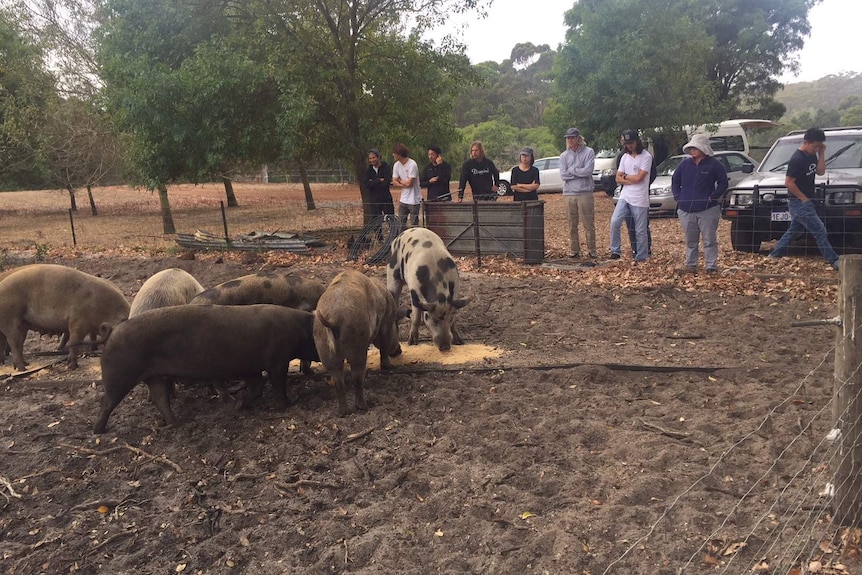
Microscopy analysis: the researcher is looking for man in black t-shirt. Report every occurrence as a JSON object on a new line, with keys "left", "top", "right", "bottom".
{"left": 768, "top": 127, "right": 839, "bottom": 270}
{"left": 420, "top": 145, "right": 453, "bottom": 201}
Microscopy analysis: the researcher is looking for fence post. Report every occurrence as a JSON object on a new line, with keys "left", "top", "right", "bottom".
{"left": 834, "top": 255, "right": 862, "bottom": 526}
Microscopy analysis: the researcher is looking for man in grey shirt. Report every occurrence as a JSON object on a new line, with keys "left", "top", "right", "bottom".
{"left": 559, "top": 128, "right": 597, "bottom": 258}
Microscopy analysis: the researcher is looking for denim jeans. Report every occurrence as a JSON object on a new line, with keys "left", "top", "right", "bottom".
{"left": 678, "top": 205, "right": 720, "bottom": 269}
{"left": 627, "top": 215, "right": 651, "bottom": 255}
{"left": 610, "top": 199, "right": 649, "bottom": 261}
{"left": 770, "top": 198, "right": 838, "bottom": 264}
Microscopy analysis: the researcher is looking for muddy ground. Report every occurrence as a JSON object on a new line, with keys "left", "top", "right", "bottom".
{"left": 0, "top": 183, "right": 854, "bottom": 574}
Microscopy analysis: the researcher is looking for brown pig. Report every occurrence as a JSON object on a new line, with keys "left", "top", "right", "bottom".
{"left": 313, "top": 269, "right": 402, "bottom": 416}
{"left": 129, "top": 268, "right": 205, "bottom": 318}
{"left": 94, "top": 304, "right": 319, "bottom": 433}
{"left": 190, "top": 272, "right": 325, "bottom": 311}
{"left": 0, "top": 264, "right": 130, "bottom": 370}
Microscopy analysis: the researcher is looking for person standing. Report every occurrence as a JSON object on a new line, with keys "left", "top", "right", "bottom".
{"left": 768, "top": 127, "right": 839, "bottom": 270}
{"left": 365, "top": 149, "right": 395, "bottom": 219}
{"left": 510, "top": 147, "right": 540, "bottom": 201}
{"left": 391, "top": 143, "right": 422, "bottom": 227}
{"left": 671, "top": 134, "right": 729, "bottom": 274}
{"left": 559, "top": 128, "right": 597, "bottom": 258}
{"left": 456, "top": 141, "right": 500, "bottom": 202}
{"left": 610, "top": 129, "right": 652, "bottom": 262}
{"left": 420, "top": 145, "right": 453, "bottom": 201}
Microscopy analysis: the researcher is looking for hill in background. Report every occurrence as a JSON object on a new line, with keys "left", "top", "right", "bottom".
{"left": 777, "top": 72, "right": 862, "bottom": 119}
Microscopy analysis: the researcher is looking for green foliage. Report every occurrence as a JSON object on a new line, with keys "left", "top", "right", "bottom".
{"left": 551, "top": 0, "right": 720, "bottom": 149}
{"left": 0, "top": 10, "right": 56, "bottom": 189}
{"left": 777, "top": 73, "right": 862, "bottom": 119}
{"left": 841, "top": 106, "right": 862, "bottom": 127}
{"left": 453, "top": 43, "right": 556, "bottom": 130}
{"left": 456, "top": 120, "right": 559, "bottom": 169}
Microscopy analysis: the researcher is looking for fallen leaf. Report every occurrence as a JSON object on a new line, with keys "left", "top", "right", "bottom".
{"left": 96, "top": 505, "right": 110, "bottom": 514}
{"left": 175, "top": 564, "right": 186, "bottom": 572}
{"left": 702, "top": 554, "right": 718, "bottom": 566}
{"left": 239, "top": 533, "right": 250, "bottom": 546}
{"left": 519, "top": 511, "right": 536, "bottom": 520}
{"left": 434, "top": 529, "right": 444, "bottom": 537}
{"left": 708, "top": 376, "right": 717, "bottom": 382}
{"left": 47, "top": 421, "right": 60, "bottom": 428}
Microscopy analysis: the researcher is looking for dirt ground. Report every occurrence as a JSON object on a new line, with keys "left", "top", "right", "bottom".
{"left": 0, "top": 183, "right": 853, "bottom": 574}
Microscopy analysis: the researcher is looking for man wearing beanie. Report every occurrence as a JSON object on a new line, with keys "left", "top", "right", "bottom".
{"left": 671, "top": 133, "right": 728, "bottom": 273}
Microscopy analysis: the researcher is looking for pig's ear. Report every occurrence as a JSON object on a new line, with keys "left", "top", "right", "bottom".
{"left": 452, "top": 297, "right": 470, "bottom": 309}
{"left": 397, "top": 307, "right": 411, "bottom": 320}
{"left": 410, "top": 291, "right": 433, "bottom": 312}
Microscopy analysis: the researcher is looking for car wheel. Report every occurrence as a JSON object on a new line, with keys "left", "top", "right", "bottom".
{"left": 729, "top": 218, "right": 762, "bottom": 253}
{"left": 497, "top": 180, "right": 511, "bottom": 196}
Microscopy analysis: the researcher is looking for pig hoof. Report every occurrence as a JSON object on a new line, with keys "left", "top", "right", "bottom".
{"left": 408, "top": 337, "right": 418, "bottom": 346}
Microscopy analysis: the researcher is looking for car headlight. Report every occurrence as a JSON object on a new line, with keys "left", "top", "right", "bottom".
{"left": 601, "top": 168, "right": 615, "bottom": 177}
{"left": 732, "top": 193, "right": 753, "bottom": 206}
{"left": 650, "top": 186, "right": 671, "bottom": 197}
{"left": 831, "top": 191, "right": 860, "bottom": 205}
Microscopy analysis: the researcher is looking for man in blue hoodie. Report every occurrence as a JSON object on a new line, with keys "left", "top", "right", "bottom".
{"left": 671, "top": 133, "right": 728, "bottom": 274}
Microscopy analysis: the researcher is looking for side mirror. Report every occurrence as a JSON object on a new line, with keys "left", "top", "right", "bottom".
{"left": 742, "top": 164, "right": 754, "bottom": 174}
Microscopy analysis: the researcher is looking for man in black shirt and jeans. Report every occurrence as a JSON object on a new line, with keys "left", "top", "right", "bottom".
{"left": 365, "top": 149, "right": 395, "bottom": 219}
{"left": 420, "top": 145, "right": 452, "bottom": 201}
{"left": 767, "top": 127, "right": 840, "bottom": 270}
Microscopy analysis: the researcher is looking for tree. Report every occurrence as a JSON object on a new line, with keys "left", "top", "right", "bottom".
{"left": 0, "top": 9, "right": 56, "bottom": 189}
{"left": 552, "top": 0, "right": 819, "bottom": 148}
{"left": 41, "top": 96, "right": 122, "bottom": 213}
{"left": 689, "top": 0, "right": 820, "bottom": 116}
{"left": 551, "top": 0, "right": 718, "bottom": 148}
{"left": 248, "top": 0, "right": 478, "bottom": 224}
{"left": 95, "top": 0, "right": 284, "bottom": 232}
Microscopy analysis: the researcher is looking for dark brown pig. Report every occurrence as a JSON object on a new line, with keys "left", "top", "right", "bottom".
{"left": 0, "top": 264, "right": 129, "bottom": 370}
{"left": 313, "top": 269, "right": 401, "bottom": 416}
{"left": 129, "top": 268, "right": 204, "bottom": 318}
{"left": 190, "top": 272, "right": 325, "bottom": 311}
{"left": 190, "top": 271, "right": 325, "bottom": 375}
{"left": 94, "top": 304, "right": 319, "bottom": 433}
{"left": 386, "top": 228, "right": 469, "bottom": 351}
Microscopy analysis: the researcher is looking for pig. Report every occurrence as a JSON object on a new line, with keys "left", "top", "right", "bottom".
{"left": 93, "top": 304, "right": 320, "bottom": 434}
{"left": 129, "top": 268, "right": 205, "bottom": 318}
{"left": 313, "top": 269, "right": 402, "bottom": 416}
{"left": 0, "top": 264, "right": 130, "bottom": 370}
{"left": 386, "top": 228, "right": 469, "bottom": 351}
{"left": 191, "top": 271, "right": 325, "bottom": 376}
{"left": 190, "top": 272, "right": 325, "bottom": 311}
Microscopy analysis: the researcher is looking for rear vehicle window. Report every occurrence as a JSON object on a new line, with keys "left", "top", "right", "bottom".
{"left": 709, "top": 135, "right": 745, "bottom": 152}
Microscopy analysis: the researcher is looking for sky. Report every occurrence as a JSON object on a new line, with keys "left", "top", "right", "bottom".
{"left": 431, "top": 0, "right": 856, "bottom": 84}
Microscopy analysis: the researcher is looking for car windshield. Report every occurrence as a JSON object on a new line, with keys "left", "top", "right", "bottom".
{"left": 762, "top": 135, "right": 862, "bottom": 173}
{"left": 655, "top": 156, "right": 684, "bottom": 177}
{"left": 596, "top": 149, "right": 617, "bottom": 158}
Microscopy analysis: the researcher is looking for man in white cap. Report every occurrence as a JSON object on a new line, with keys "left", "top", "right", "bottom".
{"left": 671, "top": 133, "right": 728, "bottom": 273}
{"left": 559, "top": 127, "right": 597, "bottom": 258}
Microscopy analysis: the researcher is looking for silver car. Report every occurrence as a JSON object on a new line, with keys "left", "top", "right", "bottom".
{"left": 612, "top": 151, "right": 757, "bottom": 215}
{"left": 498, "top": 156, "right": 564, "bottom": 195}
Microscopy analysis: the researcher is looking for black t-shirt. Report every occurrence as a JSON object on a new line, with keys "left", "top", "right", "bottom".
{"left": 510, "top": 166, "right": 540, "bottom": 201}
{"left": 786, "top": 149, "right": 819, "bottom": 199}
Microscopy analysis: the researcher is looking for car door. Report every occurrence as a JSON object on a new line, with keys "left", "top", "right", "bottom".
{"left": 538, "top": 157, "right": 563, "bottom": 193}
{"left": 722, "top": 153, "right": 756, "bottom": 187}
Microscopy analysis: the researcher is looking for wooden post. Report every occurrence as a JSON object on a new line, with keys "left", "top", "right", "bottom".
{"left": 471, "top": 200, "right": 482, "bottom": 268}
{"left": 220, "top": 201, "right": 232, "bottom": 248}
{"left": 834, "top": 255, "right": 862, "bottom": 526}
{"left": 68, "top": 209, "right": 77, "bottom": 246}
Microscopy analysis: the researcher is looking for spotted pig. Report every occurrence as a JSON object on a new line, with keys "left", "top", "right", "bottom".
{"left": 386, "top": 227, "right": 469, "bottom": 351}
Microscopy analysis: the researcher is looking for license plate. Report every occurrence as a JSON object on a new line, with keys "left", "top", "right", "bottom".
{"left": 771, "top": 211, "right": 791, "bottom": 222}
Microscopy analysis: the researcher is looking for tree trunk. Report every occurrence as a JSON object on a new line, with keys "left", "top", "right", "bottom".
{"left": 86, "top": 185, "right": 98, "bottom": 216}
{"left": 297, "top": 162, "right": 316, "bottom": 211}
{"left": 156, "top": 183, "right": 176, "bottom": 234}
{"left": 222, "top": 175, "right": 239, "bottom": 207}
{"left": 354, "top": 155, "right": 375, "bottom": 226}
{"left": 66, "top": 184, "right": 78, "bottom": 212}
